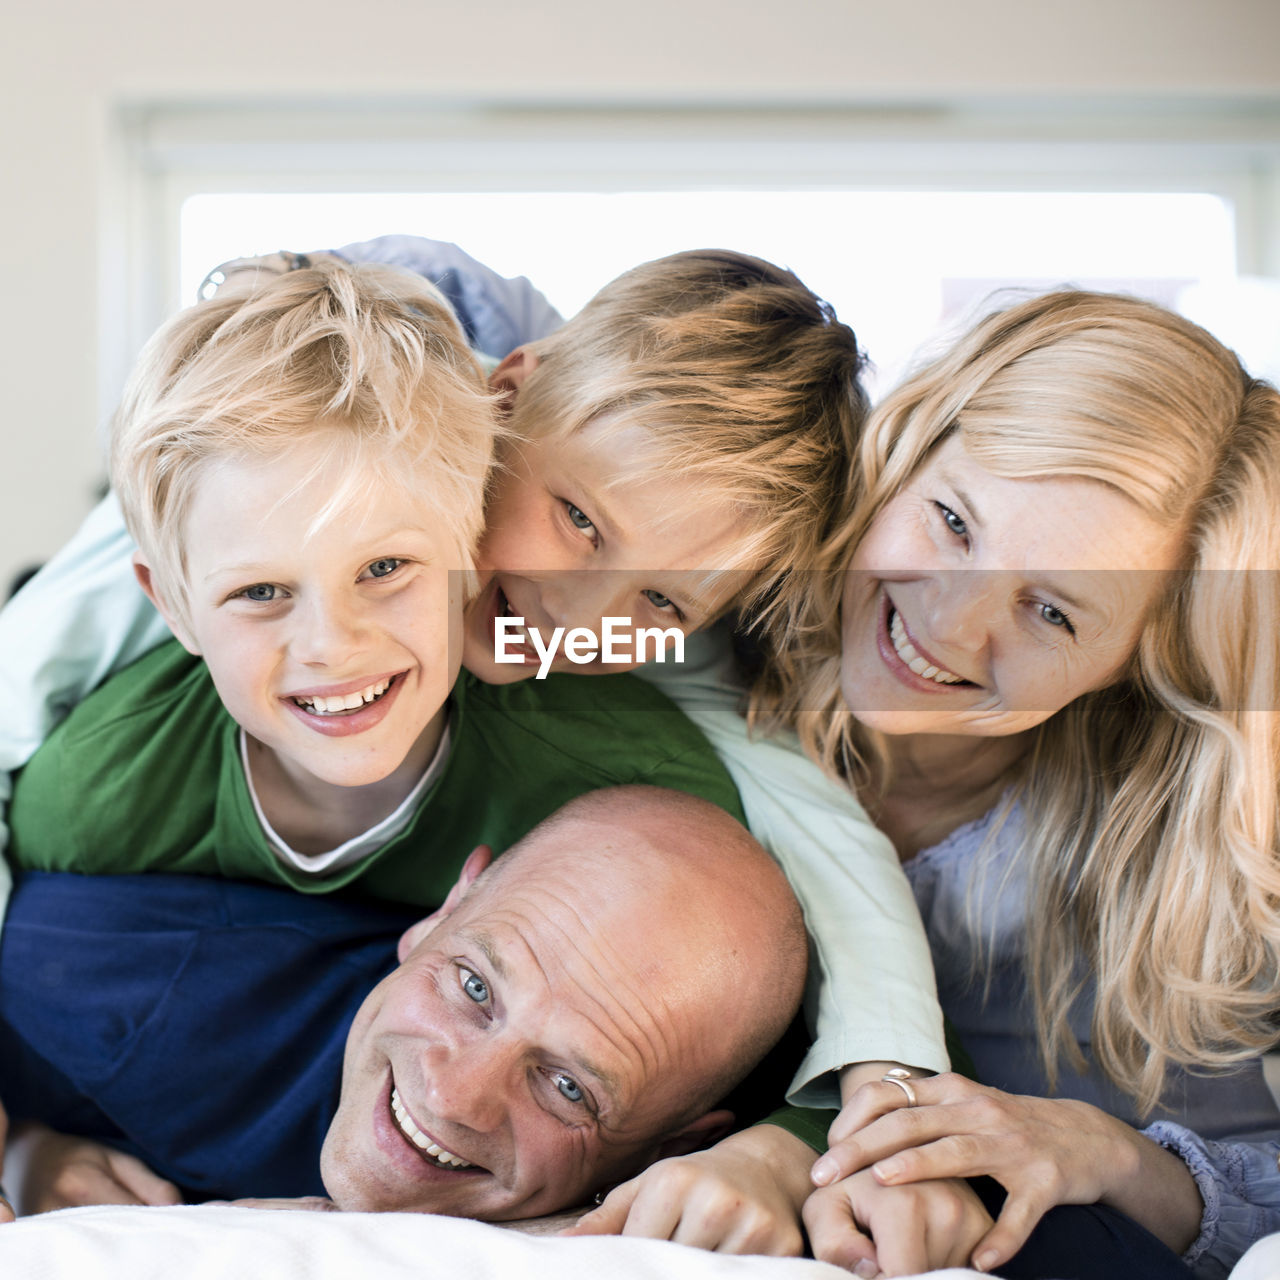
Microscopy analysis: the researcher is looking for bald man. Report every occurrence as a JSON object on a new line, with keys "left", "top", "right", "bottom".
{"left": 0, "top": 786, "right": 811, "bottom": 1220}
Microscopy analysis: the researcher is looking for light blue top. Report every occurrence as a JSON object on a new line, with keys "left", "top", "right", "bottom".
{"left": 907, "top": 800, "right": 1280, "bottom": 1279}
{"left": 0, "top": 235, "right": 948, "bottom": 1109}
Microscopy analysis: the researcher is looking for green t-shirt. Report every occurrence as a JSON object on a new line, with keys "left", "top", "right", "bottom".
{"left": 9, "top": 640, "right": 744, "bottom": 907}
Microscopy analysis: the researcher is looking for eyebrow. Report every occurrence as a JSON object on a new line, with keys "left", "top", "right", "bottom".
{"left": 201, "top": 529, "right": 436, "bottom": 583}
{"left": 468, "top": 926, "right": 623, "bottom": 1114}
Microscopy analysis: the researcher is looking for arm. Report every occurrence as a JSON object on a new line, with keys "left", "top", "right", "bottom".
{"left": 637, "top": 625, "right": 949, "bottom": 1108}
{"left": 0, "top": 494, "right": 169, "bottom": 881}
{"left": 331, "top": 236, "right": 564, "bottom": 358}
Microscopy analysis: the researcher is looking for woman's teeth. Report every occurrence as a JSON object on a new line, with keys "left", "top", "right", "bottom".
{"left": 293, "top": 678, "right": 392, "bottom": 715}
{"left": 390, "top": 1087, "right": 473, "bottom": 1169}
{"left": 889, "top": 610, "right": 965, "bottom": 684}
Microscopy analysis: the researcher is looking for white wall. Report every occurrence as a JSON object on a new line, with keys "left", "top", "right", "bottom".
{"left": 2, "top": 0, "right": 1279, "bottom": 593}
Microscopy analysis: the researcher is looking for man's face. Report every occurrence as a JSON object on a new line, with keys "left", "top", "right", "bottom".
{"left": 320, "top": 849, "right": 719, "bottom": 1219}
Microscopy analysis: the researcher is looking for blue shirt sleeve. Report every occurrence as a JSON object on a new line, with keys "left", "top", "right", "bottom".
{"left": 333, "top": 235, "right": 564, "bottom": 357}
{"left": 0, "top": 872, "right": 414, "bottom": 1201}
{"left": 1145, "top": 1120, "right": 1280, "bottom": 1279}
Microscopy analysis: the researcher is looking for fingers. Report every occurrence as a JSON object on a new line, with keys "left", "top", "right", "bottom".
{"left": 802, "top": 1183, "right": 879, "bottom": 1274}
{"left": 816, "top": 1092, "right": 969, "bottom": 1187}
{"left": 0, "top": 1186, "right": 13, "bottom": 1225}
{"left": 559, "top": 1182, "right": 643, "bottom": 1238}
{"left": 968, "top": 1193, "right": 1047, "bottom": 1274}
{"left": 562, "top": 1164, "right": 804, "bottom": 1255}
{"left": 103, "top": 1150, "right": 182, "bottom": 1207}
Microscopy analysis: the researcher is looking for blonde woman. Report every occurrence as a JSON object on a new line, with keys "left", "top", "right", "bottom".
{"left": 765, "top": 290, "right": 1280, "bottom": 1278}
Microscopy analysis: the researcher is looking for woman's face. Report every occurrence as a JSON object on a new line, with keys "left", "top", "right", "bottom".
{"left": 840, "top": 432, "right": 1184, "bottom": 739}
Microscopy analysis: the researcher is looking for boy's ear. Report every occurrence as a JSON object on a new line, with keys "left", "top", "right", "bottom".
{"left": 396, "top": 845, "right": 494, "bottom": 962}
{"left": 652, "top": 1109, "right": 736, "bottom": 1161}
{"left": 488, "top": 346, "right": 540, "bottom": 410}
{"left": 132, "top": 551, "right": 199, "bottom": 655}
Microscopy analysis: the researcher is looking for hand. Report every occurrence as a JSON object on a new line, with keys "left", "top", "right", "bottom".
{"left": 560, "top": 1125, "right": 813, "bottom": 1255}
{"left": 810, "top": 1072, "right": 1202, "bottom": 1272}
{"left": 20, "top": 1125, "right": 182, "bottom": 1215}
{"left": 804, "top": 1169, "right": 992, "bottom": 1277}
{"left": 0, "top": 1098, "right": 12, "bottom": 1224}
{"left": 216, "top": 1196, "right": 337, "bottom": 1212}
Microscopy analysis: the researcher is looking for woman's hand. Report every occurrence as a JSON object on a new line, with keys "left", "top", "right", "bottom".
{"left": 804, "top": 1169, "right": 993, "bottom": 1276}
{"left": 811, "top": 1072, "right": 1203, "bottom": 1273}
{"left": 560, "top": 1124, "right": 812, "bottom": 1255}
{"left": 19, "top": 1125, "right": 182, "bottom": 1215}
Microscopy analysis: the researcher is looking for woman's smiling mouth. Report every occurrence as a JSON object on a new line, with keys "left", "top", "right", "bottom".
{"left": 887, "top": 607, "right": 968, "bottom": 686}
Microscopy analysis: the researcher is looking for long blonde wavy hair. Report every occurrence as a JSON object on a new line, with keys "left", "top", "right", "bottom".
{"left": 759, "top": 290, "right": 1280, "bottom": 1114}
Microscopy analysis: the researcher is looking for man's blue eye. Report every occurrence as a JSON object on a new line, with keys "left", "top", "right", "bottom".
{"left": 367, "top": 558, "right": 401, "bottom": 578}
{"left": 643, "top": 590, "right": 673, "bottom": 610}
{"left": 553, "top": 1073, "right": 584, "bottom": 1104}
{"left": 565, "top": 503, "right": 595, "bottom": 533}
{"left": 461, "top": 970, "right": 489, "bottom": 1004}
{"left": 242, "top": 583, "right": 277, "bottom": 602}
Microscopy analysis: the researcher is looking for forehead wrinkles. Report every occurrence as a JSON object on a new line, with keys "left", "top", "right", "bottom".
{"left": 475, "top": 891, "right": 687, "bottom": 1127}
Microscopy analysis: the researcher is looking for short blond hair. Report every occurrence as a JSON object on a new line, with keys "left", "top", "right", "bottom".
{"left": 507, "top": 249, "right": 868, "bottom": 621}
{"left": 765, "top": 289, "right": 1280, "bottom": 1111}
{"left": 111, "top": 258, "right": 500, "bottom": 630}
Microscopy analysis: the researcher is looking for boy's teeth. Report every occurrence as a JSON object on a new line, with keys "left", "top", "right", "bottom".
{"left": 889, "top": 609, "right": 965, "bottom": 685}
{"left": 295, "top": 677, "right": 392, "bottom": 714}
{"left": 390, "top": 1087, "right": 473, "bottom": 1169}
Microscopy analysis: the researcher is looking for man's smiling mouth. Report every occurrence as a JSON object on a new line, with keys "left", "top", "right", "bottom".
{"left": 390, "top": 1086, "right": 475, "bottom": 1169}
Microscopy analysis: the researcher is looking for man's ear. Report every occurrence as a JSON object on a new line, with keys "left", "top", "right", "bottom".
{"left": 132, "top": 551, "right": 199, "bottom": 655}
{"left": 652, "top": 1109, "right": 736, "bottom": 1161}
{"left": 396, "top": 845, "right": 494, "bottom": 962}
{"left": 488, "top": 346, "right": 540, "bottom": 410}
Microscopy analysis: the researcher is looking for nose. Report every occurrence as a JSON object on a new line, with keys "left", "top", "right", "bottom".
{"left": 288, "top": 591, "right": 370, "bottom": 667}
{"left": 419, "top": 1036, "right": 517, "bottom": 1134}
{"left": 920, "top": 571, "right": 1000, "bottom": 653}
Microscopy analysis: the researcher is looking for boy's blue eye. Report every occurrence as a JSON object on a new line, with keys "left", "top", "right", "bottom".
{"left": 241, "top": 583, "right": 278, "bottom": 602}
{"left": 460, "top": 969, "right": 489, "bottom": 1004}
{"left": 366, "top": 558, "right": 401, "bottom": 578}
{"left": 552, "top": 1073, "right": 584, "bottom": 1104}
{"left": 564, "top": 503, "right": 596, "bottom": 534}
{"left": 643, "top": 590, "right": 673, "bottom": 610}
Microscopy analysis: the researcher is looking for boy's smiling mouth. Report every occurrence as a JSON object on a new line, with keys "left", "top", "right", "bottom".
{"left": 291, "top": 676, "right": 394, "bottom": 716}
{"left": 282, "top": 671, "right": 408, "bottom": 736}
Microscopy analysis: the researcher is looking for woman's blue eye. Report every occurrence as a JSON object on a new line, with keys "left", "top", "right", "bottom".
{"left": 937, "top": 504, "right": 968, "bottom": 538}
{"left": 241, "top": 583, "right": 278, "bottom": 602}
{"left": 565, "top": 503, "right": 596, "bottom": 533}
{"left": 553, "top": 1073, "right": 584, "bottom": 1104}
{"left": 1039, "top": 602, "right": 1074, "bottom": 632}
{"left": 461, "top": 970, "right": 489, "bottom": 1004}
{"left": 642, "top": 589, "right": 673, "bottom": 610}
{"left": 367, "top": 558, "right": 401, "bottom": 578}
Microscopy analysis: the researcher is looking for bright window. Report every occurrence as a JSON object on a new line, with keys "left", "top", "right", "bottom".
{"left": 181, "top": 189, "right": 1236, "bottom": 392}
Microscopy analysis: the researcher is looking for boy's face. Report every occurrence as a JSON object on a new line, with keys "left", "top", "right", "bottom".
{"left": 462, "top": 422, "right": 750, "bottom": 684}
{"left": 152, "top": 438, "right": 463, "bottom": 793}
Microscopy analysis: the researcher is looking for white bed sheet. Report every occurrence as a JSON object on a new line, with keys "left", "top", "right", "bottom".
{"left": 0, "top": 1204, "right": 988, "bottom": 1280}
